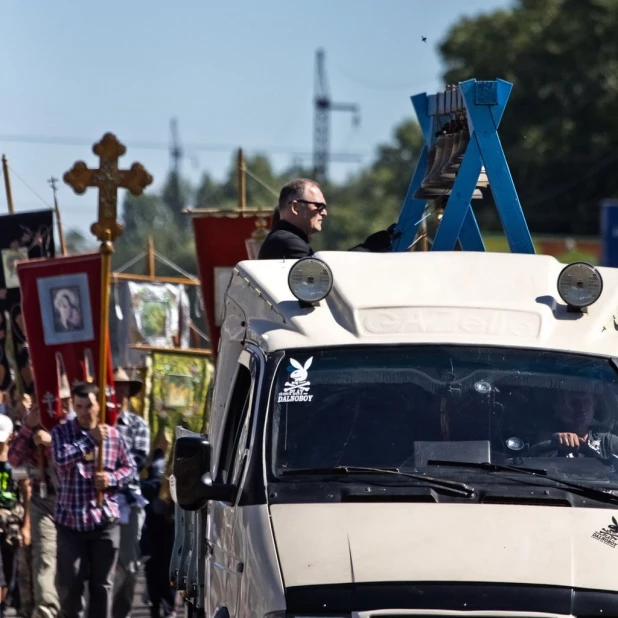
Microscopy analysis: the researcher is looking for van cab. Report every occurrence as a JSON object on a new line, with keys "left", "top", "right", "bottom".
{"left": 171, "top": 251, "right": 618, "bottom": 618}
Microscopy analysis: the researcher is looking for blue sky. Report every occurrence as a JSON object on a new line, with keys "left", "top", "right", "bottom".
{"left": 0, "top": 0, "right": 511, "bottom": 241}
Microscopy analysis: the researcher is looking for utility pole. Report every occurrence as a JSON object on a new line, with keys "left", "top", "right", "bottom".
{"left": 313, "top": 48, "right": 360, "bottom": 183}
{"left": 169, "top": 117, "right": 184, "bottom": 227}
{"left": 48, "top": 176, "right": 68, "bottom": 255}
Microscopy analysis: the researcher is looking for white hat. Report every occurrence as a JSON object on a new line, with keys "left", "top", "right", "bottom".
{"left": 0, "top": 415, "right": 14, "bottom": 443}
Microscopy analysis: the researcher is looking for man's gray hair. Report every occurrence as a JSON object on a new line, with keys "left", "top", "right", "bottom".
{"left": 278, "top": 178, "right": 319, "bottom": 211}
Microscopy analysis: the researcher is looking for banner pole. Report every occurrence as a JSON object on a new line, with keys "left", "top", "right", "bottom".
{"left": 96, "top": 230, "right": 113, "bottom": 505}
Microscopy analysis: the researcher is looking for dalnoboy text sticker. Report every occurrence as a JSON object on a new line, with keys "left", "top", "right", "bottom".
{"left": 277, "top": 357, "right": 313, "bottom": 403}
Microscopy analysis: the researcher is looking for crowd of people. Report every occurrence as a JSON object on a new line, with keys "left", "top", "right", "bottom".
{"left": 0, "top": 368, "right": 176, "bottom": 618}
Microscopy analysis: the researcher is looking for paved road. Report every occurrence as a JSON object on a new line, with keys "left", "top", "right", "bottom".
{"left": 6, "top": 567, "right": 178, "bottom": 618}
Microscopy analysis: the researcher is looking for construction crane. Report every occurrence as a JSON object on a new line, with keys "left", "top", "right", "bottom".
{"left": 313, "top": 48, "right": 361, "bottom": 183}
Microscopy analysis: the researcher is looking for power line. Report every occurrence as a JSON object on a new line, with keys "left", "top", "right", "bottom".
{"left": 4, "top": 162, "right": 53, "bottom": 209}
{"left": 4, "top": 163, "right": 95, "bottom": 247}
{"left": 0, "top": 133, "right": 370, "bottom": 161}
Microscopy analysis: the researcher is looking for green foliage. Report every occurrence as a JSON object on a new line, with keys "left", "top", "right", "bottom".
{"left": 114, "top": 116, "right": 421, "bottom": 264}
{"left": 113, "top": 191, "right": 197, "bottom": 277}
{"left": 439, "top": 0, "right": 618, "bottom": 234}
{"left": 151, "top": 352, "right": 214, "bottom": 438}
{"left": 65, "top": 229, "right": 96, "bottom": 255}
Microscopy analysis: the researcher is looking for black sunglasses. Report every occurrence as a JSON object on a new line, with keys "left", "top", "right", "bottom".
{"left": 291, "top": 199, "right": 328, "bottom": 213}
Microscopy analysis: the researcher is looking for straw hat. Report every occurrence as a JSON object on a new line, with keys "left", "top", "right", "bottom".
{"left": 113, "top": 367, "right": 142, "bottom": 398}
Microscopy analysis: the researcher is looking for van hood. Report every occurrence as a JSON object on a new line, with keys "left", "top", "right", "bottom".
{"left": 270, "top": 503, "right": 618, "bottom": 592}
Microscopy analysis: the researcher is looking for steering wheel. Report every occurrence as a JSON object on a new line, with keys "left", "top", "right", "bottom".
{"left": 528, "top": 438, "right": 608, "bottom": 463}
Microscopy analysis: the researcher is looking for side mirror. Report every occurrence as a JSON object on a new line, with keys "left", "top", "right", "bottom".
{"left": 172, "top": 436, "right": 235, "bottom": 511}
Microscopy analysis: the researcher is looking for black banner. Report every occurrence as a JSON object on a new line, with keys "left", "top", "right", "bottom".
{"left": 0, "top": 210, "right": 55, "bottom": 393}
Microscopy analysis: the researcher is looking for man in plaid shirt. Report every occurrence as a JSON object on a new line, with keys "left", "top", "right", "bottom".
{"left": 52, "top": 381, "right": 135, "bottom": 618}
{"left": 111, "top": 368, "right": 150, "bottom": 618}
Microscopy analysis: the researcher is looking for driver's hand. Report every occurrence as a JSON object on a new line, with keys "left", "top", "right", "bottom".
{"left": 553, "top": 432, "right": 583, "bottom": 451}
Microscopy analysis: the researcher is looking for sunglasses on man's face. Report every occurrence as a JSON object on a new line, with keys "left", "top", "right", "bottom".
{"left": 291, "top": 199, "right": 328, "bottom": 213}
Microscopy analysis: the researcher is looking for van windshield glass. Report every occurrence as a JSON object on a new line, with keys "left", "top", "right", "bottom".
{"left": 269, "top": 346, "right": 618, "bottom": 485}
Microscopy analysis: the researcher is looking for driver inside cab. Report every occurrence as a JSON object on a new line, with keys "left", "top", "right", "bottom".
{"left": 549, "top": 390, "right": 618, "bottom": 459}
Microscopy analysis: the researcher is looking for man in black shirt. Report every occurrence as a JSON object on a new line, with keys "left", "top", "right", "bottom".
{"left": 259, "top": 179, "right": 399, "bottom": 259}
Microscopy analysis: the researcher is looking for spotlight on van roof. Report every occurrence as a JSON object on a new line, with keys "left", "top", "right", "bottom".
{"left": 557, "top": 262, "right": 603, "bottom": 310}
{"left": 288, "top": 257, "right": 333, "bottom": 305}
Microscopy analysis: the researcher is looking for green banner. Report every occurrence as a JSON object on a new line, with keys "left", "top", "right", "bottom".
{"left": 150, "top": 351, "right": 214, "bottom": 439}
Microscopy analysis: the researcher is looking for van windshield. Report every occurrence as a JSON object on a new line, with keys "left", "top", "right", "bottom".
{"left": 269, "top": 346, "right": 618, "bottom": 485}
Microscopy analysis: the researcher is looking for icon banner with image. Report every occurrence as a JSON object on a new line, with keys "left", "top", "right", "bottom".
{"left": 37, "top": 273, "right": 94, "bottom": 346}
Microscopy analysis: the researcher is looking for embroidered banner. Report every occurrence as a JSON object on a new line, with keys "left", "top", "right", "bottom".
{"left": 110, "top": 281, "right": 190, "bottom": 368}
{"left": 16, "top": 252, "right": 117, "bottom": 430}
{"left": 150, "top": 351, "right": 214, "bottom": 439}
{"left": 0, "top": 210, "right": 55, "bottom": 393}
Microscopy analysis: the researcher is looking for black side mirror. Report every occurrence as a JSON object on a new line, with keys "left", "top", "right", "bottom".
{"left": 172, "top": 436, "right": 235, "bottom": 511}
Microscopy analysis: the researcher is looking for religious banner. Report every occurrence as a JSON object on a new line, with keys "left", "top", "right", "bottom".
{"left": 110, "top": 281, "right": 190, "bottom": 368}
{"left": 127, "top": 281, "right": 189, "bottom": 348}
{"left": 0, "top": 210, "right": 55, "bottom": 393}
{"left": 150, "top": 351, "right": 214, "bottom": 439}
{"left": 192, "top": 213, "right": 271, "bottom": 355}
{"left": 16, "top": 252, "right": 117, "bottom": 430}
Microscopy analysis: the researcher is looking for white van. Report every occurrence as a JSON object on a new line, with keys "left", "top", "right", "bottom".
{"left": 171, "top": 251, "right": 618, "bottom": 618}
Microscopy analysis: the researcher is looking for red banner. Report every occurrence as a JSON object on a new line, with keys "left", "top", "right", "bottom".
{"left": 16, "top": 252, "right": 117, "bottom": 430}
{"left": 192, "top": 215, "right": 271, "bottom": 356}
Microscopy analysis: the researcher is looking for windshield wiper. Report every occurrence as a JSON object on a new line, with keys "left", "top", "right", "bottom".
{"left": 278, "top": 465, "right": 475, "bottom": 496}
{"left": 428, "top": 460, "right": 548, "bottom": 476}
{"left": 427, "top": 460, "right": 618, "bottom": 505}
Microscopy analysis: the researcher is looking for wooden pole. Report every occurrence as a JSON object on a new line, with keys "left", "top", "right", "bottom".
{"left": 237, "top": 148, "right": 246, "bottom": 212}
{"left": 147, "top": 236, "right": 155, "bottom": 277}
{"left": 2, "top": 155, "right": 15, "bottom": 215}
{"left": 48, "top": 177, "right": 68, "bottom": 256}
{"left": 96, "top": 230, "right": 113, "bottom": 506}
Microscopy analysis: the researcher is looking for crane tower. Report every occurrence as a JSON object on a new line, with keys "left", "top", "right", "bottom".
{"left": 313, "top": 48, "right": 360, "bottom": 183}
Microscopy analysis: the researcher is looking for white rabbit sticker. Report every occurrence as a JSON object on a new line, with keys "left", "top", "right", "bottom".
{"left": 278, "top": 357, "right": 314, "bottom": 403}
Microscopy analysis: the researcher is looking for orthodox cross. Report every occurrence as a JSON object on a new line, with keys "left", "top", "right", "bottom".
{"left": 42, "top": 392, "right": 56, "bottom": 418}
{"left": 63, "top": 132, "right": 153, "bottom": 242}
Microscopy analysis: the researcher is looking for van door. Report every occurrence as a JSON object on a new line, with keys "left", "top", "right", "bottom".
{"left": 206, "top": 346, "right": 262, "bottom": 618}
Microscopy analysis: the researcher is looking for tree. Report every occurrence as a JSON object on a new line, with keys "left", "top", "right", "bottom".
{"left": 195, "top": 172, "right": 220, "bottom": 209}
{"left": 65, "top": 229, "right": 96, "bottom": 255}
{"left": 114, "top": 174, "right": 196, "bottom": 275}
{"left": 122, "top": 193, "right": 173, "bottom": 239}
{"left": 438, "top": 0, "right": 618, "bottom": 234}
{"left": 315, "top": 119, "right": 423, "bottom": 250}
{"left": 162, "top": 172, "right": 194, "bottom": 231}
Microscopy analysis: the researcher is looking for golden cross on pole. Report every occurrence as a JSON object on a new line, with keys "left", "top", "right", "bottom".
{"left": 63, "top": 132, "right": 153, "bottom": 504}
{"left": 64, "top": 132, "right": 153, "bottom": 242}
